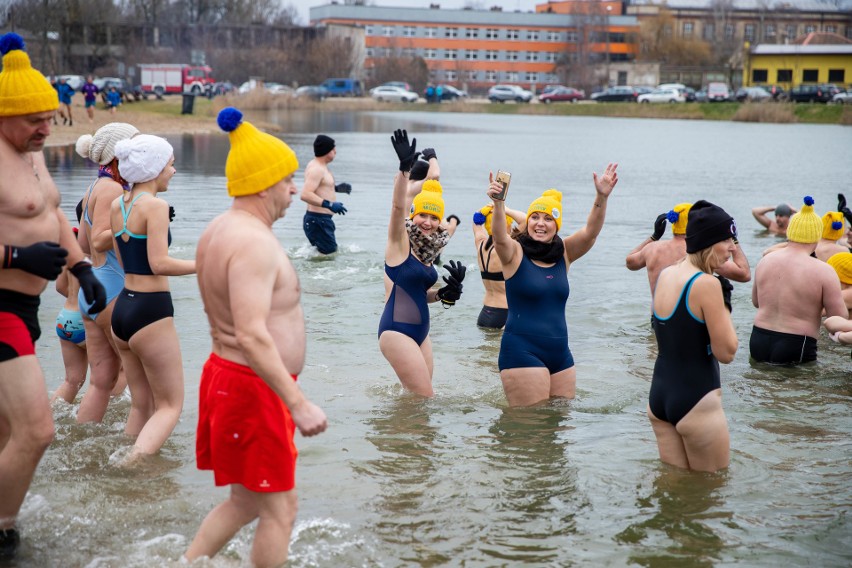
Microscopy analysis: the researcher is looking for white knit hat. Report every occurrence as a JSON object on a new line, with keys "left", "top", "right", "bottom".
{"left": 115, "top": 135, "right": 174, "bottom": 184}
{"left": 75, "top": 122, "right": 139, "bottom": 165}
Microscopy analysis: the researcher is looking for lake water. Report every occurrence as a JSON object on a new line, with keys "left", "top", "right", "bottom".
{"left": 22, "top": 111, "right": 852, "bottom": 567}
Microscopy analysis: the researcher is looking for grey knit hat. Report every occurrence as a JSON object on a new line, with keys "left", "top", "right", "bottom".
{"left": 75, "top": 122, "right": 139, "bottom": 165}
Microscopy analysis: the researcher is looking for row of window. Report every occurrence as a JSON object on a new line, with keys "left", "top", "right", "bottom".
{"left": 751, "top": 68, "right": 846, "bottom": 83}
{"left": 366, "top": 46, "right": 563, "bottom": 61}
{"left": 367, "top": 66, "right": 562, "bottom": 84}
{"left": 366, "top": 26, "right": 572, "bottom": 41}
{"left": 676, "top": 21, "right": 837, "bottom": 41}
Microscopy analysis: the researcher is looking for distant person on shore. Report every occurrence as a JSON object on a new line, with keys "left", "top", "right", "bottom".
{"left": 472, "top": 203, "right": 526, "bottom": 329}
{"left": 648, "top": 200, "right": 738, "bottom": 472}
{"left": 750, "top": 197, "right": 848, "bottom": 365}
{"left": 379, "top": 129, "right": 466, "bottom": 397}
{"left": 752, "top": 203, "right": 795, "bottom": 236}
{"left": 56, "top": 77, "right": 75, "bottom": 126}
{"left": 300, "top": 134, "right": 349, "bottom": 254}
{"left": 826, "top": 252, "right": 852, "bottom": 310}
{"left": 486, "top": 163, "right": 619, "bottom": 407}
{"left": 106, "top": 86, "right": 121, "bottom": 114}
{"left": 0, "top": 32, "right": 105, "bottom": 561}
{"left": 80, "top": 75, "right": 99, "bottom": 123}
{"left": 626, "top": 203, "right": 750, "bottom": 302}
{"left": 186, "top": 107, "right": 327, "bottom": 566}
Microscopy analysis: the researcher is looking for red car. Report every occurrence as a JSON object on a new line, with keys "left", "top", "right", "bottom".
{"left": 538, "top": 86, "right": 585, "bottom": 103}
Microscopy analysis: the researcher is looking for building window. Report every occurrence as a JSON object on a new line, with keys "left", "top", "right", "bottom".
{"left": 683, "top": 22, "right": 694, "bottom": 37}
{"left": 401, "top": 48, "right": 415, "bottom": 57}
{"left": 506, "top": 51, "right": 519, "bottom": 61}
{"left": 786, "top": 25, "right": 797, "bottom": 38}
{"left": 485, "top": 50, "right": 498, "bottom": 60}
{"left": 752, "top": 69, "right": 768, "bottom": 82}
{"left": 828, "top": 69, "right": 845, "bottom": 83}
{"left": 466, "top": 70, "right": 477, "bottom": 81}
{"left": 725, "top": 24, "right": 734, "bottom": 40}
{"left": 465, "top": 50, "right": 478, "bottom": 60}
{"left": 429, "top": 69, "right": 438, "bottom": 80}
{"left": 528, "top": 30, "right": 539, "bottom": 41}
{"left": 526, "top": 72, "right": 537, "bottom": 82}
{"left": 365, "top": 47, "right": 373, "bottom": 57}
{"left": 802, "top": 69, "right": 818, "bottom": 82}
{"left": 402, "top": 26, "right": 415, "bottom": 37}
{"left": 703, "top": 23, "right": 715, "bottom": 40}
{"left": 544, "top": 52, "right": 557, "bottom": 62}
{"left": 382, "top": 26, "right": 394, "bottom": 37}
{"left": 526, "top": 52, "right": 539, "bottom": 61}
{"left": 466, "top": 28, "right": 479, "bottom": 38}
{"left": 445, "top": 70, "right": 457, "bottom": 81}
{"left": 777, "top": 69, "right": 792, "bottom": 82}
{"left": 825, "top": 25, "right": 836, "bottom": 34}
{"left": 805, "top": 25, "right": 815, "bottom": 34}
{"left": 565, "top": 31, "right": 577, "bottom": 43}
{"left": 446, "top": 49, "right": 458, "bottom": 60}
{"left": 765, "top": 24, "right": 776, "bottom": 39}
{"left": 486, "top": 70, "right": 497, "bottom": 81}
{"left": 424, "top": 27, "right": 437, "bottom": 38}
{"left": 486, "top": 28, "right": 499, "bottom": 39}
{"left": 547, "top": 31, "right": 560, "bottom": 41}
{"left": 506, "top": 71, "right": 519, "bottom": 82}
{"left": 446, "top": 27, "right": 458, "bottom": 38}
{"left": 365, "top": 26, "right": 374, "bottom": 36}
{"left": 424, "top": 49, "right": 437, "bottom": 59}
{"left": 507, "top": 29, "right": 519, "bottom": 40}
{"left": 744, "top": 24, "right": 754, "bottom": 41}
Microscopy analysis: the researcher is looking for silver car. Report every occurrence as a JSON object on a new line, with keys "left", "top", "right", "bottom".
{"left": 488, "top": 84, "right": 533, "bottom": 103}
{"left": 370, "top": 85, "right": 418, "bottom": 103}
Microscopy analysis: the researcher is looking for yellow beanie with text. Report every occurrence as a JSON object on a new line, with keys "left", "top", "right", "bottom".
{"left": 0, "top": 33, "right": 59, "bottom": 117}
{"left": 786, "top": 196, "right": 822, "bottom": 244}
{"left": 411, "top": 180, "right": 445, "bottom": 220}
{"left": 527, "top": 189, "right": 563, "bottom": 231}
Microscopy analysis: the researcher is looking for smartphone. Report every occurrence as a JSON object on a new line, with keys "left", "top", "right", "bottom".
{"left": 494, "top": 170, "right": 511, "bottom": 201}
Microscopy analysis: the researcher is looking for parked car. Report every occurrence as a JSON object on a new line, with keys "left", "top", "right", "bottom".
{"left": 210, "top": 81, "right": 234, "bottom": 96}
{"left": 380, "top": 81, "right": 413, "bottom": 92}
{"left": 57, "top": 74, "right": 85, "bottom": 90}
{"left": 488, "top": 84, "right": 533, "bottom": 103}
{"left": 694, "top": 89, "right": 708, "bottom": 102}
{"left": 591, "top": 86, "right": 638, "bottom": 102}
{"left": 94, "top": 77, "right": 141, "bottom": 103}
{"left": 831, "top": 91, "right": 852, "bottom": 104}
{"left": 295, "top": 85, "right": 328, "bottom": 101}
{"left": 706, "top": 82, "right": 732, "bottom": 102}
{"left": 370, "top": 85, "right": 418, "bottom": 103}
{"left": 538, "top": 86, "right": 585, "bottom": 103}
{"left": 788, "top": 84, "right": 833, "bottom": 103}
{"left": 438, "top": 84, "right": 468, "bottom": 100}
{"left": 638, "top": 88, "right": 686, "bottom": 104}
{"left": 541, "top": 84, "right": 567, "bottom": 95}
{"left": 735, "top": 86, "right": 772, "bottom": 102}
{"left": 265, "top": 82, "right": 293, "bottom": 95}
{"left": 321, "top": 77, "right": 364, "bottom": 97}
{"left": 762, "top": 84, "right": 787, "bottom": 101}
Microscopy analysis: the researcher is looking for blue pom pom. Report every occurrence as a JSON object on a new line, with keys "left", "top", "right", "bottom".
{"left": 0, "top": 33, "right": 25, "bottom": 56}
{"left": 666, "top": 210, "right": 679, "bottom": 223}
{"left": 473, "top": 212, "right": 487, "bottom": 225}
{"left": 833, "top": 221, "right": 843, "bottom": 230}
{"left": 803, "top": 195, "right": 814, "bottom": 206}
{"left": 217, "top": 107, "right": 243, "bottom": 132}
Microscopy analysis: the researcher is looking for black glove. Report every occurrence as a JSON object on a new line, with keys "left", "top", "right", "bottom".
{"left": 322, "top": 199, "right": 347, "bottom": 215}
{"left": 168, "top": 205, "right": 175, "bottom": 222}
{"left": 421, "top": 148, "right": 437, "bottom": 161}
{"left": 3, "top": 242, "right": 67, "bottom": 280}
{"left": 436, "top": 260, "right": 466, "bottom": 307}
{"left": 650, "top": 213, "right": 667, "bottom": 241}
{"left": 335, "top": 182, "right": 352, "bottom": 194}
{"left": 716, "top": 275, "right": 733, "bottom": 313}
{"left": 391, "top": 129, "right": 419, "bottom": 173}
{"left": 839, "top": 193, "right": 852, "bottom": 224}
{"left": 446, "top": 214, "right": 461, "bottom": 226}
{"left": 71, "top": 261, "right": 107, "bottom": 314}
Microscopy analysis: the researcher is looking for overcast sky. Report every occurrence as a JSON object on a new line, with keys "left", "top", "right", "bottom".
{"left": 289, "top": 1, "right": 542, "bottom": 24}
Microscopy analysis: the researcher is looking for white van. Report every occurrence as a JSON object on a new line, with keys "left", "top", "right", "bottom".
{"left": 707, "top": 82, "right": 731, "bottom": 102}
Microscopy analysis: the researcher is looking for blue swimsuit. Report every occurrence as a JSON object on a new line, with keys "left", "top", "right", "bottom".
{"left": 649, "top": 272, "right": 721, "bottom": 426}
{"left": 378, "top": 253, "right": 438, "bottom": 346}
{"left": 498, "top": 254, "right": 574, "bottom": 373}
{"left": 78, "top": 179, "right": 125, "bottom": 320}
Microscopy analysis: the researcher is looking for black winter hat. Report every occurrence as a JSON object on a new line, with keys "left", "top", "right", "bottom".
{"left": 686, "top": 200, "right": 737, "bottom": 253}
{"left": 409, "top": 160, "right": 429, "bottom": 181}
{"left": 313, "top": 134, "right": 335, "bottom": 157}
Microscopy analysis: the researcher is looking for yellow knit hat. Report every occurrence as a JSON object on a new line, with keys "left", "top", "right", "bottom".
{"left": 822, "top": 211, "right": 846, "bottom": 241}
{"left": 478, "top": 204, "right": 513, "bottom": 236}
{"left": 670, "top": 203, "right": 692, "bottom": 235}
{"left": 827, "top": 252, "right": 852, "bottom": 285}
{"left": 527, "top": 189, "right": 563, "bottom": 231}
{"left": 410, "top": 179, "right": 445, "bottom": 220}
{"left": 787, "top": 196, "right": 822, "bottom": 244}
{"left": 0, "top": 33, "right": 59, "bottom": 117}
{"left": 217, "top": 107, "right": 298, "bottom": 197}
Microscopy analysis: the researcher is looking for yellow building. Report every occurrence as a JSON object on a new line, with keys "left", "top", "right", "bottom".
{"left": 744, "top": 42, "right": 852, "bottom": 89}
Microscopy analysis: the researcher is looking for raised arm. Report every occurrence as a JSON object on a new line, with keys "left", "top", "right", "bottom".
{"left": 626, "top": 213, "right": 667, "bottom": 270}
{"left": 386, "top": 130, "right": 419, "bottom": 263}
{"left": 564, "top": 162, "right": 618, "bottom": 263}
{"left": 751, "top": 206, "right": 774, "bottom": 229}
{"left": 716, "top": 242, "right": 751, "bottom": 282}
{"left": 487, "top": 173, "right": 519, "bottom": 267}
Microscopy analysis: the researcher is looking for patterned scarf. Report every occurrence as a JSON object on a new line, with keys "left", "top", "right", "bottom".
{"left": 98, "top": 164, "right": 130, "bottom": 190}
{"left": 406, "top": 218, "right": 450, "bottom": 265}
{"left": 518, "top": 233, "right": 564, "bottom": 264}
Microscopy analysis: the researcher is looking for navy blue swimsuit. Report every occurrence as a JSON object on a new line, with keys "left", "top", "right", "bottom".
{"left": 649, "top": 272, "right": 721, "bottom": 426}
{"left": 498, "top": 254, "right": 574, "bottom": 373}
{"left": 378, "top": 253, "right": 438, "bottom": 345}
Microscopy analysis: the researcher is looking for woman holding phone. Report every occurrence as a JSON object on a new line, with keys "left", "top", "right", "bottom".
{"left": 486, "top": 164, "right": 618, "bottom": 406}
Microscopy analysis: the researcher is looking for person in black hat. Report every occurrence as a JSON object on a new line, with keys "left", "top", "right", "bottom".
{"left": 300, "top": 134, "right": 350, "bottom": 254}
{"left": 647, "top": 200, "right": 738, "bottom": 472}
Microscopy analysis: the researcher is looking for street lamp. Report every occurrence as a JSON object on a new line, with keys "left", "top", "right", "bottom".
{"left": 605, "top": 5, "right": 612, "bottom": 87}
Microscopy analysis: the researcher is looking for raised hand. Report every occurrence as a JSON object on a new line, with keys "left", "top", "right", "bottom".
{"left": 421, "top": 148, "right": 437, "bottom": 161}
{"left": 650, "top": 213, "right": 667, "bottom": 241}
{"left": 592, "top": 162, "right": 619, "bottom": 197}
{"left": 391, "top": 129, "right": 419, "bottom": 172}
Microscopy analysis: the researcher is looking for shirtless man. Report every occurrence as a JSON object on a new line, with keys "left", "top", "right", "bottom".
{"left": 752, "top": 203, "right": 795, "bottom": 236}
{"left": 750, "top": 197, "right": 848, "bottom": 364}
{"left": 627, "top": 203, "right": 750, "bottom": 300}
{"left": 187, "top": 107, "right": 327, "bottom": 567}
{"left": 300, "top": 134, "right": 348, "bottom": 254}
{"left": 0, "top": 33, "right": 106, "bottom": 560}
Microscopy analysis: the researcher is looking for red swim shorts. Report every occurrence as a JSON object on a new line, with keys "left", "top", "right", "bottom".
{"left": 196, "top": 352, "right": 298, "bottom": 493}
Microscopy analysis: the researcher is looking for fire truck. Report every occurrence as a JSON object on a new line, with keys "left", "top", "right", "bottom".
{"left": 139, "top": 64, "right": 215, "bottom": 97}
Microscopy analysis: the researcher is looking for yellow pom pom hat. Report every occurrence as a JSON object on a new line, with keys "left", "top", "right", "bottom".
{"left": 669, "top": 203, "right": 692, "bottom": 235}
{"left": 527, "top": 189, "right": 563, "bottom": 231}
{"left": 0, "top": 33, "right": 59, "bottom": 117}
{"left": 786, "top": 196, "right": 822, "bottom": 244}
{"left": 410, "top": 179, "right": 445, "bottom": 220}
{"left": 827, "top": 252, "right": 852, "bottom": 285}
{"left": 478, "top": 204, "right": 513, "bottom": 236}
{"left": 217, "top": 107, "right": 298, "bottom": 197}
{"left": 822, "top": 211, "right": 846, "bottom": 241}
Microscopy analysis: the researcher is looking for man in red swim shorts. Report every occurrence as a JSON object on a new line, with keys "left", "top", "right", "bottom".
{"left": 186, "top": 107, "right": 327, "bottom": 568}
